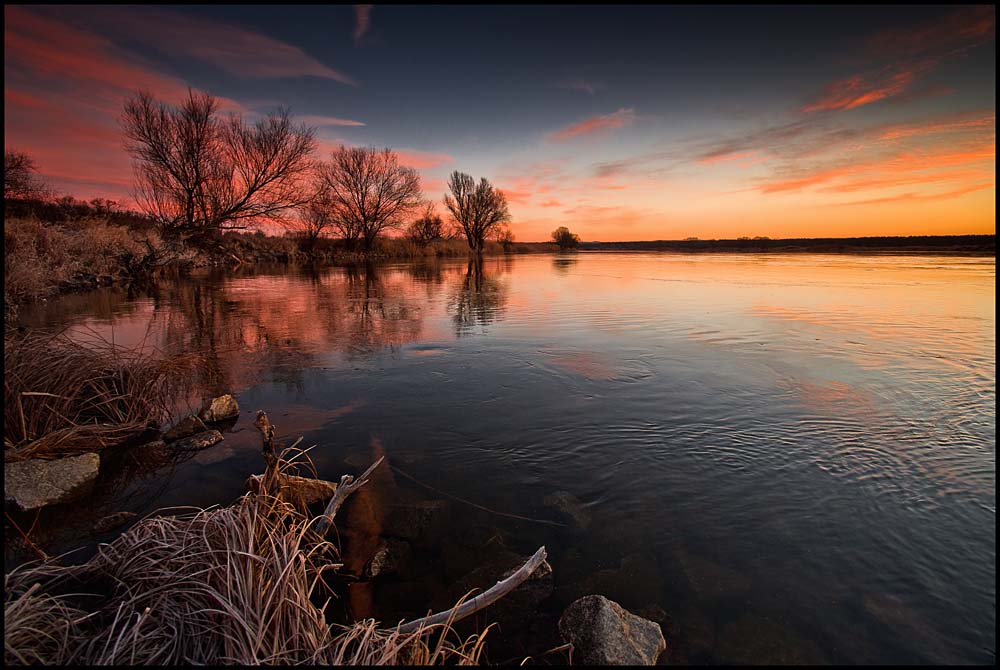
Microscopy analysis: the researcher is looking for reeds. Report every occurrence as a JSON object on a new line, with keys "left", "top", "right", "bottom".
{"left": 4, "top": 493, "right": 491, "bottom": 665}
{"left": 4, "top": 331, "right": 198, "bottom": 461}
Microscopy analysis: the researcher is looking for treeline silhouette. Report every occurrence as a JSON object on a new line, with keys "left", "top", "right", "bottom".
{"left": 580, "top": 236, "right": 995, "bottom": 254}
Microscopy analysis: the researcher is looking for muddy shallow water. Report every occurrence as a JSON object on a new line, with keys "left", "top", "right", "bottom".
{"left": 10, "top": 252, "right": 996, "bottom": 664}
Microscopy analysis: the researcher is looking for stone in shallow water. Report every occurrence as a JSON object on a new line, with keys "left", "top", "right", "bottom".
{"left": 4, "top": 453, "right": 100, "bottom": 511}
{"left": 170, "top": 429, "right": 224, "bottom": 452}
{"left": 559, "top": 594, "right": 666, "bottom": 665}
{"left": 163, "top": 414, "right": 208, "bottom": 442}
{"left": 543, "top": 490, "right": 591, "bottom": 531}
{"left": 673, "top": 544, "right": 752, "bottom": 603}
{"left": 198, "top": 394, "right": 240, "bottom": 423}
{"left": 366, "top": 537, "right": 413, "bottom": 578}
{"left": 382, "top": 499, "right": 450, "bottom": 544}
{"left": 716, "top": 614, "right": 827, "bottom": 665}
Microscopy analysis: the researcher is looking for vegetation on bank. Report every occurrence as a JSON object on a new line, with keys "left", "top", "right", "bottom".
{"left": 5, "top": 468, "right": 495, "bottom": 665}
{"left": 3, "top": 332, "right": 198, "bottom": 462}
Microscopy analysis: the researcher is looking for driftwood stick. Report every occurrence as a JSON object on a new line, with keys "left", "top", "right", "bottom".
{"left": 254, "top": 410, "right": 280, "bottom": 495}
{"left": 312, "top": 456, "right": 385, "bottom": 537}
{"left": 396, "top": 546, "right": 548, "bottom": 634}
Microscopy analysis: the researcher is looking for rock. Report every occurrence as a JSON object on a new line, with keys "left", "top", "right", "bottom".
{"left": 93, "top": 511, "right": 138, "bottom": 533}
{"left": 558, "top": 594, "right": 666, "bottom": 665}
{"left": 632, "top": 603, "right": 668, "bottom": 625}
{"left": 198, "top": 394, "right": 240, "bottom": 423}
{"left": 171, "top": 429, "right": 224, "bottom": 452}
{"left": 557, "top": 553, "right": 664, "bottom": 609}
{"left": 435, "top": 549, "right": 554, "bottom": 634}
{"left": 4, "top": 453, "right": 101, "bottom": 511}
{"left": 716, "top": 614, "right": 826, "bottom": 665}
{"left": 365, "top": 537, "right": 413, "bottom": 578}
{"left": 673, "top": 545, "right": 751, "bottom": 603}
{"left": 163, "top": 415, "right": 208, "bottom": 442}
{"left": 543, "top": 490, "right": 591, "bottom": 531}
{"left": 245, "top": 473, "right": 337, "bottom": 506}
{"left": 382, "top": 499, "right": 449, "bottom": 544}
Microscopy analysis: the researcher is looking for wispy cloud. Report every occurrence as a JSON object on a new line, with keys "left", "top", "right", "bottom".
{"left": 547, "top": 108, "right": 636, "bottom": 142}
{"left": 39, "top": 6, "right": 357, "bottom": 85}
{"left": 557, "top": 78, "right": 602, "bottom": 95}
{"left": 354, "top": 5, "right": 373, "bottom": 46}
{"left": 800, "top": 63, "right": 931, "bottom": 113}
{"left": 298, "top": 114, "right": 366, "bottom": 128}
{"left": 801, "top": 6, "right": 994, "bottom": 113}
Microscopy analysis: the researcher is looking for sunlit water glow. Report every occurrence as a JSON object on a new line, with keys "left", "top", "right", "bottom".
{"left": 15, "top": 253, "right": 996, "bottom": 664}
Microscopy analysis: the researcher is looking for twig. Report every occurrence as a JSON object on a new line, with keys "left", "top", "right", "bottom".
{"left": 5, "top": 511, "right": 49, "bottom": 561}
{"left": 390, "top": 464, "right": 566, "bottom": 527}
{"left": 312, "top": 456, "right": 385, "bottom": 538}
{"left": 396, "top": 546, "right": 548, "bottom": 634}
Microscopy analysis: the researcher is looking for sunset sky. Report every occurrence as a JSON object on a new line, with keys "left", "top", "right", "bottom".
{"left": 4, "top": 5, "right": 996, "bottom": 241}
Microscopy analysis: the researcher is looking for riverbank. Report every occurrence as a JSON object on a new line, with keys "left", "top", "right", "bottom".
{"left": 3, "top": 214, "right": 549, "bottom": 320}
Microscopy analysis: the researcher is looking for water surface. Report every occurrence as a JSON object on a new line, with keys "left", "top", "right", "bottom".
{"left": 15, "top": 253, "right": 996, "bottom": 664}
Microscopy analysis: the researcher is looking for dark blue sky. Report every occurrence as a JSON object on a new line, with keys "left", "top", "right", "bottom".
{"left": 5, "top": 4, "right": 995, "bottom": 239}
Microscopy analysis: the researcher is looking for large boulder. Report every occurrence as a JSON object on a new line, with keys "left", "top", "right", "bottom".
{"left": 163, "top": 414, "right": 208, "bottom": 442}
{"left": 198, "top": 394, "right": 240, "bottom": 423}
{"left": 171, "top": 430, "right": 224, "bottom": 452}
{"left": 5, "top": 453, "right": 101, "bottom": 511}
{"left": 559, "top": 595, "right": 665, "bottom": 665}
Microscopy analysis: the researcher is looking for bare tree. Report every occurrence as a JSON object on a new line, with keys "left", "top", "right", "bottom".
{"left": 444, "top": 171, "right": 511, "bottom": 254}
{"left": 4, "top": 150, "right": 49, "bottom": 200}
{"left": 407, "top": 202, "right": 444, "bottom": 244}
{"left": 316, "top": 146, "right": 423, "bottom": 252}
{"left": 122, "top": 89, "right": 317, "bottom": 239}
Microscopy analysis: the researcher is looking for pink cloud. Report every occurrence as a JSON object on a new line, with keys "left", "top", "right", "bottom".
{"left": 547, "top": 108, "right": 636, "bottom": 142}
{"left": 354, "top": 5, "right": 373, "bottom": 46}
{"left": 299, "top": 114, "right": 366, "bottom": 127}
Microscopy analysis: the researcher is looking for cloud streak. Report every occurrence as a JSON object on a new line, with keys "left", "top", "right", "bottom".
{"left": 547, "top": 108, "right": 636, "bottom": 142}
{"left": 354, "top": 5, "right": 373, "bottom": 46}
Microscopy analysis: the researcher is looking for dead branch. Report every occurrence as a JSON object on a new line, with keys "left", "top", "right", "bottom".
{"left": 396, "top": 546, "right": 548, "bottom": 634}
{"left": 312, "top": 456, "right": 385, "bottom": 537}
{"left": 254, "top": 410, "right": 280, "bottom": 495}
{"left": 245, "top": 473, "right": 337, "bottom": 507}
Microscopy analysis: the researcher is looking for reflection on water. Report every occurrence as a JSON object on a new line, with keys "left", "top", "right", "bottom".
{"left": 13, "top": 253, "right": 996, "bottom": 664}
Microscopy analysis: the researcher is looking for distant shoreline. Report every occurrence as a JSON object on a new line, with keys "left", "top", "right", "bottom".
{"left": 517, "top": 235, "right": 995, "bottom": 256}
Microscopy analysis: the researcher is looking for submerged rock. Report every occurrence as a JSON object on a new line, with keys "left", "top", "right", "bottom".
{"left": 543, "top": 490, "right": 591, "bottom": 531}
{"left": 163, "top": 415, "right": 208, "bottom": 442}
{"left": 93, "top": 511, "right": 138, "bottom": 533}
{"left": 198, "top": 394, "right": 240, "bottom": 423}
{"left": 382, "top": 499, "right": 450, "bottom": 544}
{"left": 558, "top": 594, "right": 666, "bottom": 665}
{"left": 171, "top": 429, "right": 224, "bottom": 452}
{"left": 5, "top": 453, "right": 100, "bottom": 511}
{"left": 716, "top": 614, "right": 826, "bottom": 665}
{"left": 557, "top": 552, "right": 664, "bottom": 609}
{"left": 673, "top": 545, "right": 751, "bottom": 602}
{"left": 365, "top": 537, "right": 413, "bottom": 578}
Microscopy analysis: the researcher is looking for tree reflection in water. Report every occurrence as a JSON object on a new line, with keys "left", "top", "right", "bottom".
{"left": 448, "top": 255, "right": 510, "bottom": 337}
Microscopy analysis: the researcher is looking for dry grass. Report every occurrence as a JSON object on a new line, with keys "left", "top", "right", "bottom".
{"left": 4, "top": 331, "right": 199, "bottom": 462}
{"left": 4, "top": 493, "right": 491, "bottom": 665}
{"left": 4, "top": 216, "right": 165, "bottom": 310}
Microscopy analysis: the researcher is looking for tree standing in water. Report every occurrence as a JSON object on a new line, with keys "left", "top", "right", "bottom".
{"left": 444, "top": 171, "right": 511, "bottom": 254}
